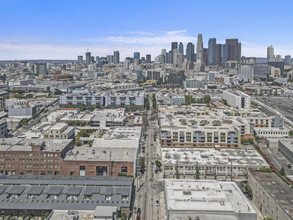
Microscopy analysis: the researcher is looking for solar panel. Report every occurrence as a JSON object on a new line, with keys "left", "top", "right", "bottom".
{"left": 28, "top": 186, "right": 44, "bottom": 195}
{"left": 0, "top": 186, "right": 7, "bottom": 194}
{"left": 47, "top": 186, "right": 63, "bottom": 195}
{"left": 116, "top": 187, "right": 129, "bottom": 196}
{"left": 84, "top": 187, "right": 100, "bottom": 195}
{"left": 105, "top": 188, "right": 113, "bottom": 196}
{"left": 8, "top": 186, "right": 26, "bottom": 195}
{"left": 65, "top": 187, "right": 82, "bottom": 196}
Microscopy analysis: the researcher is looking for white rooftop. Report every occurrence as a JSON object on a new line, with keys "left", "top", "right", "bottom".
{"left": 162, "top": 148, "right": 269, "bottom": 167}
{"left": 165, "top": 179, "right": 257, "bottom": 220}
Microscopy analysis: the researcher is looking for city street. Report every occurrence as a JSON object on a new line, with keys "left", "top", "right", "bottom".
{"left": 134, "top": 93, "right": 164, "bottom": 220}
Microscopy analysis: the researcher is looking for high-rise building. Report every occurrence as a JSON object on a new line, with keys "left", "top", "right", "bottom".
{"left": 96, "top": 56, "right": 99, "bottom": 62}
{"left": 186, "top": 42, "right": 195, "bottom": 61}
{"left": 107, "top": 55, "right": 114, "bottom": 63}
{"left": 203, "top": 48, "right": 209, "bottom": 65}
{"left": 91, "top": 56, "right": 95, "bottom": 63}
{"left": 85, "top": 51, "right": 91, "bottom": 64}
{"left": 196, "top": 34, "right": 204, "bottom": 66}
{"left": 221, "top": 44, "right": 230, "bottom": 66}
{"left": 173, "top": 49, "right": 179, "bottom": 66}
{"left": 179, "top": 42, "right": 184, "bottom": 55}
{"left": 113, "top": 51, "right": 120, "bottom": 64}
{"left": 275, "top": 55, "right": 281, "bottom": 62}
{"left": 215, "top": 44, "right": 222, "bottom": 66}
{"left": 146, "top": 54, "right": 151, "bottom": 63}
{"left": 171, "top": 42, "right": 178, "bottom": 64}
{"left": 169, "top": 50, "right": 173, "bottom": 64}
{"left": 285, "top": 55, "right": 291, "bottom": 65}
{"left": 171, "top": 42, "right": 178, "bottom": 51}
{"left": 77, "top": 56, "right": 83, "bottom": 64}
{"left": 238, "top": 42, "right": 242, "bottom": 61}
{"left": 34, "top": 63, "right": 48, "bottom": 75}
{"left": 177, "top": 54, "right": 185, "bottom": 68}
{"left": 134, "top": 52, "right": 140, "bottom": 60}
{"left": 267, "top": 46, "right": 274, "bottom": 62}
{"left": 208, "top": 38, "right": 217, "bottom": 65}
{"left": 226, "top": 39, "right": 239, "bottom": 61}
{"left": 161, "top": 49, "right": 167, "bottom": 63}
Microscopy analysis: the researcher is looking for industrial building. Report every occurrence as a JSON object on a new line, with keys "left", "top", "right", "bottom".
{"left": 248, "top": 169, "right": 293, "bottom": 220}
{"left": 164, "top": 179, "right": 257, "bottom": 220}
{"left": 0, "top": 175, "right": 133, "bottom": 219}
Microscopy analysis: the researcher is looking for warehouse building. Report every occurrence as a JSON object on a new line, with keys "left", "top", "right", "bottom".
{"left": 164, "top": 179, "right": 257, "bottom": 220}
{"left": 0, "top": 175, "right": 133, "bottom": 219}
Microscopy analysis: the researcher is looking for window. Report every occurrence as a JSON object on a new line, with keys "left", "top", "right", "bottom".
{"left": 121, "top": 167, "right": 128, "bottom": 174}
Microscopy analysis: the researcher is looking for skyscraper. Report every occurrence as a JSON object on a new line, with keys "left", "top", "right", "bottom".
{"left": 196, "top": 34, "right": 204, "bottom": 66}
{"left": 161, "top": 49, "right": 167, "bottom": 63}
{"left": 208, "top": 38, "right": 216, "bottom": 65}
{"left": 186, "top": 42, "right": 195, "bottom": 61}
{"left": 146, "top": 54, "right": 151, "bottom": 63}
{"left": 134, "top": 52, "right": 140, "bottom": 60}
{"left": 226, "top": 39, "right": 239, "bottom": 61}
{"left": 171, "top": 42, "right": 178, "bottom": 51}
{"left": 168, "top": 50, "right": 173, "bottom": 64}
{"left": 179, "top": 42, "right": 184, "bottom": 55}
{"left": 85, "top": 51, "right": 91, "bottom": 64}
{"left": 221, "top": 44, "right": 230, "bottom": 66}
{"left": 215, "top": 44, "right": 222, "bottom": 66}
{"left": 77, "top": 56, "right": 83, "bottom": 64}
{"left": 238, "top": 42, "right": 242, "bottom": 61}
{"left": 267, "top": 46, "right": 274, "bottom": 62}
{"left": 285, "top": 55, "right": 291, "bottom": 65}
{"left": 113, "top": 51, "right": 120, "bottom": 64}
{"left": 173, "top": 49, "right": 179, "bottom": 66}
{"left": 107, "top": 55, "right": 114, "bottom": 63}
{"left": 171, "top": 42, "right": 178, "bottom": 64}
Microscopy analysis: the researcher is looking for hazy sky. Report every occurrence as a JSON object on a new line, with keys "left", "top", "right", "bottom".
{"left": 1, "top": 0, "right": 293, "bottom": 60}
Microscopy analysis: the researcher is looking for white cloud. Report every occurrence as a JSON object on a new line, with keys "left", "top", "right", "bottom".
{"left": 125, "top": 31, "right": 154, "bottom": 36}
{"left": 166, "top": 30, "right": 187, "bottom": 35}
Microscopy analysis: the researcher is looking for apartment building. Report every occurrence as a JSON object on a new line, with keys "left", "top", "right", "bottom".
{"left": 223, "top": 90, "right": 251, "bottom": 109}
{"left": 59, "top": 91, "right": 145, "bottom": 109}
{"left": 162, "top": 148, "right": 268, "bottom": 179}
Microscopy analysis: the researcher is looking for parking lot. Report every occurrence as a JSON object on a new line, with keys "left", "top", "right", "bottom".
{"left": 257, "top": 96, "right": 293, "bottom": 122}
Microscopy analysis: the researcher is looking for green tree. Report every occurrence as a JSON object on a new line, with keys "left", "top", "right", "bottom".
{"left": 245, "top": 184, "right": 253, "bottom": 199}
{"left": 155, "top": 160, "right": 162, "bottom": 170}
{"left": 289, "top": 130, "right": 293, "bottom": 136}
{"left": 54, "top": 89, "right": 62, "bottom": 95}
{"left": 195, "top": 163, "right": 200, "bottom": 179}
{"left": 280, "top": 167, "right": 286, "bottom": 176}
{"left": 139, "top": 157, "right": 145, "bottom": 171}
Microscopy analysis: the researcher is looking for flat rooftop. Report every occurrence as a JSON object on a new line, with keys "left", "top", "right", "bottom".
{"left": 0, "top": 138, "right": 72, "bottom": 152}
{"left": 0, "top": 175, "right": 132, "bottom": 211}
{"left": 250, "top": 170, "right": 293, "bottom": 219}
{"left": 64, "top": 127, "right": 141, "bottom": 162}
{"left": 165, "top": 179, "right": 256, "bottom": 219}
{"left": 162, "top": 148, "right": 269, "bottom": 167}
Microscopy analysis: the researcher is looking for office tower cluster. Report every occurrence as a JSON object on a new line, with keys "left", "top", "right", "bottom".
{"left": 156, "top": 34, "right": 242, "bottom": 70}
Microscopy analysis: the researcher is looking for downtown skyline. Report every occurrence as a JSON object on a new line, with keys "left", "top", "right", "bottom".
{"left": 1, "top": 0, "right": 293, "bottom": 60}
